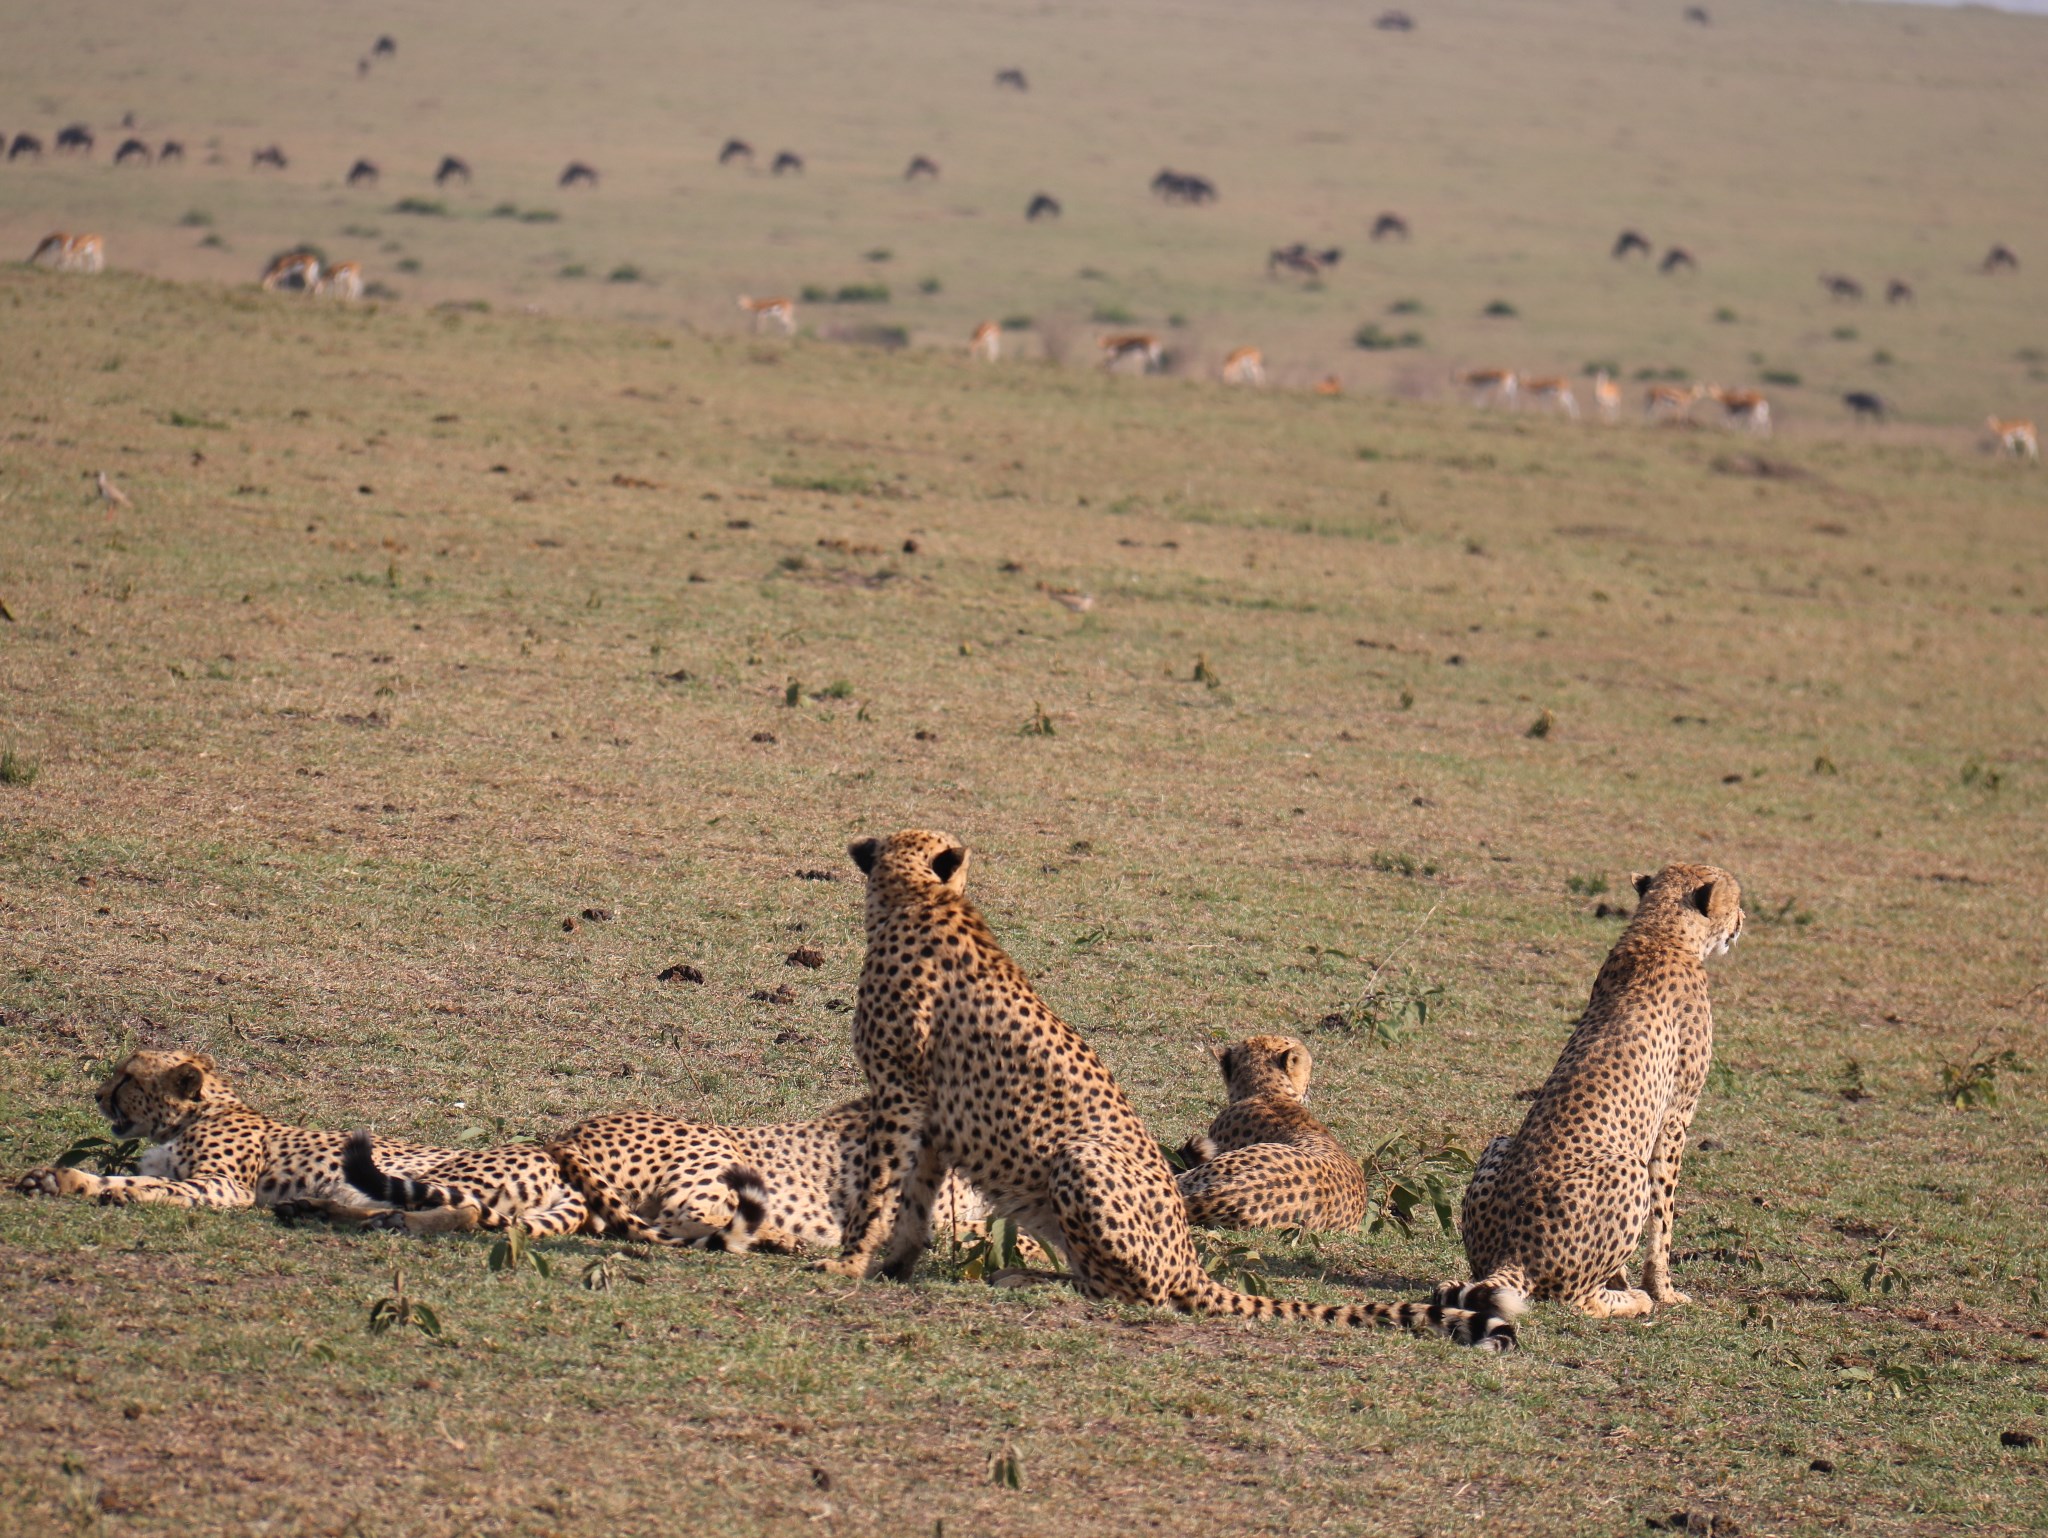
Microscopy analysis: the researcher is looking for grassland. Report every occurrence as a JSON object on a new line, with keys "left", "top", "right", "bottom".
{"left": 3, "top": 1, "right": 2048, "bottom": 1535}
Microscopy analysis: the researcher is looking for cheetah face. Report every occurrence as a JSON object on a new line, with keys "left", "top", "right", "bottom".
{"left": 1215, "top": 1035, "right": 1314, "bottom": 1102}
{"left": 1631, "top": 864, "right": 1745, "bottom": 960}
{"left": 849, "top": 829, "right": 969, "bottom": 904}
{"left": 96, "top": 1051, "right": 221, "bottom": 1140}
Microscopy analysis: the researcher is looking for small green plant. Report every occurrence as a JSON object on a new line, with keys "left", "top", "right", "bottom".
{"left": 1368, "top": 850, "right": 1437, "bottom": 880}
{"left": 1325, "top": 975, "right": 1445, "bottom": 1046}
{"left": 607, "top": 264, "right": 644, "bottom": 284}
{"left": 1939, "top": 1045, "right": 2028, "bottom": 1110}
{"left": 1565, "top": 874, "right": 1608, "bottom": 897}
{"left": 989, "top": 1447, "right": 1025, "bottom": 1491}
{"left": 1837, "top": 1058, "right": 1872, "bottom": 1102}
{"left": 1166, "top": 312, "right": 1187, "bottom": 328}
{"left": 487, "top": 1225, "right": 553, "bottom": 1277}
{"left": 917, "top": 275, "right": 942, "bottom": 294}
{"left": 1387, "top": 297, "right": 1425, "bottom": 315}
{"left": 1761, "top": 369, "right": 1802, "bottom": 387}
{"left": 167, "top": 410, "right": 227, "bottom": 430}
{"left": 817, "top": 679, "right": 854, "bottom": 700}
{"left": 0, "top": 748, "right": 39, "bottom": 787}
{"left": 1397, "top": 688, "right": 1414, "bottom": 710}
{"left": 1959, "top": 758, "right": 2003, "bottom": 791}
{"left": 1359, "top": 1131, "right": 1472, "bottom": 1235}
{"left": 392, "top": 197, "right": 448, "bottom": 216}
{"left": 863, "top": 248, "right": 893, "bottom": 263}
{"left": 55, "top": 1135, "right": 143, "bottom": 1174}
{"left": 1832, "top": 326, "right": 1859, "bottom": 342}
{"left": 1353, "top": 322, "right": 1424, "bottom": 351}
{"left": 1000, "top": 314, "right": 1033, "bottom": 331}
{"left": 951, "top": 1215, "right": 1033, "bottom": 1281}
{"left": 1090, "top": 302, "right": 1135, "bottom": 325}
{"left": 1021, "top": 702, "right": 1056, "bottom": 737}
{"left": 558, "top": 263, "right": 587, "bottom": 279}
{"left": 1871, "top": 349, "right": 1894, "bottom": 366}
{"left": 366, "top": 1269, "right": 442, "bottom": 1338}
{"left": 1714, "top": 307, "right": 1739, "bottom": 324}
{"left": 784, "top": 678, "right": 803, "bottom": 707}
{"left": 834, "top": 282, "right": 890, "bottom": 303}
{"left": 1199, "top": 1238, "right": 1273, "bottom": 1295}
{"left": 1525, "top": 709, "right": 1555, "bottom": 739}
{"left": 1481, "top": 299, "right": 1518, "bottom": 318}
{"left": 800, "top": 284, "right": 831, "bottom": 303}
{"left": 178, "top": 209, "right": 213, "bottom": 228}
{"left": 1582, "top": 359, "right": 1622, "bottom": 377}
{"left": 396, "top": 257, "right": 421, "bottom": 273}
{"left": 1812, "top": 754, "right": 1838, "bottom": 775}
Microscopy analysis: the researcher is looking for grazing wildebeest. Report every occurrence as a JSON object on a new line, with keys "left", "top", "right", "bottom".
{"left": 1819, "top": 273, "right": 1864, "bottom": 301}
{"left": 56, "top": 124, "right": 94, "bottom": 154}
{"left": 434, "top": 155, "right": 472, "bottom": 187}
{"left": 718, "top": 138, "right": 754, "bottom": 166}
{"left": 114, "top": 137, "right": 152, "bottom": 165}
{"left": 1151, "top": 169, "right": 1217, "bottom": 204}
{"left": 372, "top": 35, "right": 397, "bottom": 57}
{"left": 1613, "top": 229, "right": 1653, "bottom": 260}
{"left": 346, "top": 158, "right": 380, "bottom": 187}
{"left": 252, "top": 145, "right": 288, "bottom": 170}
{"left": 1371, "top": 212, "right": 1410, "bottom": 241}
{"left": 1659, "top": 246, "right": 1696, "bottom": 273}
{"left": 1684, "top": 5, "right": 1712, "bottom": 24}
{"left": 159, "top": 140, "right": 184, "bottom": 163}
{"left": 1885, "top": 279, "right": 1913, "bottom": 304}
{"left": 559, "top": 162, "right": 599, "bottom": 188}
{"left": 1983, "top": 243, "right": 2019, "bottom": 274}
{"left": 1842, "top": 392, "right": 1886, "bottom": 422}
{"left": 995, "top": 68, "right": 1029, "bottom": 90}
{"left": 771, "top": 150, "right": 804, "bottom": 175}
{"left": 1267, "top": 243, "right": 1341, "bottom": 281}
{"left": 1376, "top": 10, "right": 1415, "bottom": 30}
{"left": 9, "top": 133, "right": 42, "bottom": 160}
{"left": 1026, "top": 192, "right": 1062, "bottom": 221}
{"left": 904, "top": 155, "right": 940, "bottom": 181}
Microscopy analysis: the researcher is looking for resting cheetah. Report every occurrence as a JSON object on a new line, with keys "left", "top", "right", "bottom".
{"left": 1176, "top": 1035, "right": 1369, "bottom": 1231}
{"left": 13, "top": 1050, "right": 448, "bottom": 1225}
{"left": 341, "top": 1134, "right": 590, "bottom": 1237}
{"left": 345, "top": 1100, "right": 998, "bottom": 1254}
{"left": 823, "top": 829, "right": 1522, "bottom": 1347}
{"left": 1438, "top": 863, "right": 1743, "bottom": 1319}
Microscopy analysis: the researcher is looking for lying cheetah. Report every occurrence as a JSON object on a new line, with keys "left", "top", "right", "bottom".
{"left": 344, "top": 1100, "right": 998, "bottom": 1253}
{"left": 1176, "top": 1035, "right": 1369, "bottom": 1231}
{"left": 1438, "top": 863, "right": 1743, "bottom": 1319}
{"left": 14, "top": 1050, "right": 448, "bottom": 1226}
{"left": 341, "top": 1133, "right": 590, "bottom": 1237}
{"left": 824, "top": 829, "right": 1522, "bottom": 1347}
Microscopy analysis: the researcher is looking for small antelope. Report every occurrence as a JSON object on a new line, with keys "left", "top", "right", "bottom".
{"left": 1524, "top": 375, "right": 1579, "bottom": 420}
{"left": 315, "top": 261, "right": 364, "bottom": 299}
{"left": 1220, "top": 346, "right": 1265, "bottom": 386}
{"left": 1314, "top": 375, "right": 1344, "bottom": 397}
{"left": 1593, "top": 371, "right": 1622, "bottom": 423}
{"left": 1098, "top": 333, "right": 1163, "bottom": 373}
{"left": 969, "top": 321, "right": 1000, "bottom": 362}
{"left": 738, "top": 295, "right": 796, "bottom": 335}
{"left": 31, "top": 233, "right": 104, "bottom": 273}
{"left": 1988, "top": 417, "right": 2039, "bottom": 461}
{"left": 1644, "top": 382, "right": 1702, "bottom": 422}
{"left": 1705, "top": 385, "right": 1771, "bottom": 436}
{"left": 1454, "top": 368, "right": 1517, "bottom": 409}
{"left": 261, "top": 250, "right": 321, "bottom": 292}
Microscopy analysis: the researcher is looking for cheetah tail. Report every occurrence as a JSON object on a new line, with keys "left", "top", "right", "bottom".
{"left": 340, "top": 1130, "right": 465, "bottom": 1211}
{"left": 1182, "top": 1275, "right": 1526, "bottom": 1351}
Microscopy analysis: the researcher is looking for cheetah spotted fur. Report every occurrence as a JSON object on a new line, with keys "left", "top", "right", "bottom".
{"left": 823, "top": 829, "right": 1522, "bottom": 1347}
{"left": 1176, "top": 1035, "right": 1369, "bottom": 1232}
{"left": 1438, "top": 863, "right": 1743, "bottom": 1319}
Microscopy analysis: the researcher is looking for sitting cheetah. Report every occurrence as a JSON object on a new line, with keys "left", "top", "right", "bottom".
{"left": 1437, "top": 863, "right": 1743, "bottom": 1320}
{"left": 822, "top": 829, "right": 1522, "bottom": 1348}
{"left": 13, "top": 1050, "right": 450, "bottom": 1226}
{"left": 1176, "top": 1035, "right": 1369, "bottom": 1231}
{"left": 344, "top": 1100, "right": 999, "bottom": 1254}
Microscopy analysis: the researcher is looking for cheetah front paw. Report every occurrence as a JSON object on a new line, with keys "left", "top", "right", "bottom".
{"left": 15, "top": 1166, "right": 95, "bottom": 1198}
{"left": 1650, "top": 1287, "right": 1693, "bottom": 1308}
{"left": 363, "top": 1209, "right": 412, "bottom": 1233}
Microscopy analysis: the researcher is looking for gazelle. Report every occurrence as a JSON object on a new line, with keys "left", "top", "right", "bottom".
{"left": 1644, "top": 382, "right": 1702, "bottom": 422}
{"left": 738, "top": 295, "right": 796, "bottom": 335}
{"left": 31, "top": 233, "right": 104, "bottom": 272}
{"left": 1988, "top": 417, "right": 2039, "bottom": 462}
{"left": 315, "top": 261, "right": 364, "bottom": 299}
{"left": 261, "top": 251, "right": 320, "bottom": 292}
{"left": 1220, "top": 346, "right": 1265, "bottom": 386}
{"left": 1314, "top": 375, "right": 1344, "bottom": 397}
{"left": 969, "top": 321, "right": 1000, "bottom": 362}
{"left": 1705, "top": 385, "right": 1771, "bottom": 436}
{"left": 1523, "top": 375, "right": 1579, "bottom": 420}
{"left": 1592, "top": 371, "right": 1622, "bottom": 423}
{"left": 1453, "top": 367, "right": 1517, "bottom": 408}
{"left": 1098, "top": 333, "right": 1163, "bottom": 373}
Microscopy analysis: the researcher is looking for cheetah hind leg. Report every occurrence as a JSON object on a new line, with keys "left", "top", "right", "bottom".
{"left": 1046, "top": 1137, "right": 1196, "bottom": 1307}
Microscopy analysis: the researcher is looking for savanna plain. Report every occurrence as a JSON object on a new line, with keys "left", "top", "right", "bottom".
{"left": 1, "top": 1, "right": 2045, "bottom": 1535}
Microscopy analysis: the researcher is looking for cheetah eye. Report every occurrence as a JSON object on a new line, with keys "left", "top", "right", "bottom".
{"left": 930, "top": 846, "right": 964, "bottom": 883}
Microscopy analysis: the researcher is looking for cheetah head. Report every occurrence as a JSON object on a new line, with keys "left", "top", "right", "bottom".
{"left": 1630, "top": 863, "right": 1744, "bottom": 960}
{"left": 1213, "top": 1035, "right": 1314, "bottom": 1102}
{"left": 95, "top": 1050, "right": 233, "bottom": 1141}
{"left": 848, "top": 829, "right": 970, "bottom": 908}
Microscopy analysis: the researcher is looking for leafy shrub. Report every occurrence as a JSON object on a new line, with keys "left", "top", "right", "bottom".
{"left": 1481, "top": 299, "right": 1518, "bottom": 318}
{"left": 1000, "top": 314, "right": 1033, "bottom": 331}
{"left": 607, "top": 264, "right": 643, "bottom": 283}
{"left": 519, "top": 209, "right": 560, "bottom": 223}
{"left": 178, "top": 209, "right": 213, "bottom": 228}
{"left": 917, "top": 275, "right": 942, "bottom": 294}
{"left": 863, "top": 248, "right": 892, "bottom": 263}
{"left": 1387, "top": 297, "right": 1426, "bottom": 315}
{"left": 1353, "top": 322, "right": 1423, "bottom": 351}
{"left": 396, "top": 257, "right": 421, "bottom": 273}
{"left": 834, "top": 282, "right": 890, "bottom": 303}
{"left": 1832, "top": 325, "right": 1859, "bottom": 341}
{"left": 1761, "top": 369, "right": 1802, "bottom": 386}
{"left": 1091, "top": 303, "right": 1135, "bottom": 324}
{"left": 489, "top": 202, "right": 520, "bottom": 219}
{"left": 1714, "top": 307, "right": 1739, "bottom": 323}
{"left": 392, "top": 197, "right": 448, "bottom": 216}
{"left": 558, "top": 263, "right": 587, "bottom": 279}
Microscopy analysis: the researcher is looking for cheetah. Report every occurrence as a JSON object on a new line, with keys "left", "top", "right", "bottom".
{"left": 344, "top": 1100, "right": 999, "bottom": 1254}
{"left": 1437, "top": 863, "right": 1743, "bottom": 1320}
{"left": 1175, "top": 1035, "right": 1369, "bottom": 1232}
{"left": 822, "top": 829, "right": 1523, "bottom": 1347}
{"left": 340, "top": 1134, "right": 591, "bottom": 1237}
{"left": 13, "top": 1050, "right": 452, "bottom": 1225}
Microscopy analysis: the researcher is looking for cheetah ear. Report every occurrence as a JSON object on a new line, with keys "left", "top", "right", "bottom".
{"left": 929, "top": 844, "right": 966, "bottom": 885}
{"left": 171, "top": 1063, "right": 208, "bottom": 1098}
{"left": 1206, "top": 1041, "right": 1230, "bottom": 1064}
{"left": 1688, "top": 880, "right": 1716, "bottom": 916}
{"left": 1632, "top": 871, "right": 1654, "bottom": 898}
{"left": 848, "top": 838, "right": 879, "bottom": 875}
